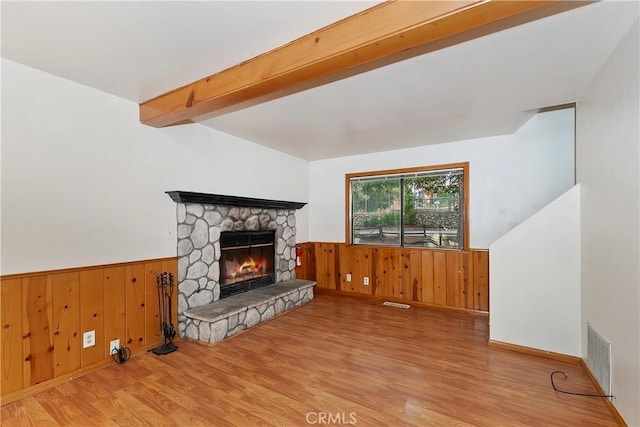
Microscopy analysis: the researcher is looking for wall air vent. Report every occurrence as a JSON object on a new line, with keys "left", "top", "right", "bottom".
{"left": 587, "top": 323, "right": 612, "bottom": 398}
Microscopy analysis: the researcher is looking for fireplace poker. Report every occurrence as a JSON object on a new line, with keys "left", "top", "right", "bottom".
{"left": 156, "top": 273, "right": 164, "bottom": 339}
{"left": 165, "top": 273, "right": 176, "bottom": 340}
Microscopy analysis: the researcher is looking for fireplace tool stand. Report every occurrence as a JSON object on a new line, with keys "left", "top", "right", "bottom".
{"left": 151, "top": 272, "right": 178, "bottom": 355}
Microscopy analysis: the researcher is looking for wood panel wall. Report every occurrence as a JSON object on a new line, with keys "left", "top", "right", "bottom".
{"left": 295, "top": 242, "right": 489, "bottom": 314}
{"left": 0, "top": 257, "right": 177, "bottom": 403}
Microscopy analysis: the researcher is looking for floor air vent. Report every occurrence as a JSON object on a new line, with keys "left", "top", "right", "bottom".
{"left": 382, "top": 301, "right": 410, "bottom": 309}
{"left": 587, "top": 323, "right": 612, "bottom": 397}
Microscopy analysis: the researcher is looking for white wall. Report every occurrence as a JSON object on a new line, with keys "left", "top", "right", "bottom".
{"left": 308, "top": 108, "right": 575, "bottom": 247}
{"left": 1, "top": 59, "right": 309, "bottom": 275}
{"left": 490, "top": 185, "right": 581, "bottom": 356}
{"left": 576, "top": 18, "right": 639, "bottom": 426}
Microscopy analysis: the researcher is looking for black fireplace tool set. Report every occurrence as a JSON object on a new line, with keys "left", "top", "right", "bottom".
{"left": 151, "top": 272, "right": 178, "bottom": 355}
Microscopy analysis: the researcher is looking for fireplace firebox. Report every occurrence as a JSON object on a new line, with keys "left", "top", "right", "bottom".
{"left": 219, "top": 230, "right": 275, "bottom": 299}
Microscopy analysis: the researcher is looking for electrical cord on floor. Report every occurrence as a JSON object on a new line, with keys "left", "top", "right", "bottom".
{"left": 551, "top": 370, "right": 614, "bottom": 398}
{"left": 111, "top": 346, "right": 131, "bottom": 365}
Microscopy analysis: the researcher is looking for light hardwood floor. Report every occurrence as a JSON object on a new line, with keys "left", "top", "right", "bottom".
{"left": 1, "top": 293, "right": 616, "bottom": 426}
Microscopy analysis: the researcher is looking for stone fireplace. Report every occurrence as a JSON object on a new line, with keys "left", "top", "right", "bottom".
{"left": 166, "top": 191, "right": 313, "bottom": 342}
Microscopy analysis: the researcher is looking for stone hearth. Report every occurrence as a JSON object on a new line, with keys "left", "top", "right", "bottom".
{"left": 183, "top": 279, "right": 315, "bottom": 344}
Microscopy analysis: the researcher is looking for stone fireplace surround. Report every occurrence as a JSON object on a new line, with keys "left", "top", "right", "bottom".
{"left": 167, "top": 191, "right": 315, "bottom": 344}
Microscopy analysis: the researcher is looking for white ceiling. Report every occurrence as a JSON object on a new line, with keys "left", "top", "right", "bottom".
{"left": 2, "top": 1, "right": 638, "bottom": 160}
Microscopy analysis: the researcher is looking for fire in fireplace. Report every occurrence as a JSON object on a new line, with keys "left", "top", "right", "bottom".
{"left": 219, "top": 230, "right": 275, "bottom": 298}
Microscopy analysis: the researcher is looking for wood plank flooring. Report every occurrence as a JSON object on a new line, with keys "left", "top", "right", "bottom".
{"left": 1, "top": 293, "right": 616, "bottom": 426}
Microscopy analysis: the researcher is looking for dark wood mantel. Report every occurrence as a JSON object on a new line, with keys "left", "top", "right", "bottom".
{"left": 165, "top": 191, "right": 307, "bottom": 210}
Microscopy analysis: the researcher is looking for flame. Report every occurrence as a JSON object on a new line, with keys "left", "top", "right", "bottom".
{"left": 224, "top": 255, "right": 268, "bottom": 285}
{"left": 240, "top": 257, "right": 257, "bottom": 271}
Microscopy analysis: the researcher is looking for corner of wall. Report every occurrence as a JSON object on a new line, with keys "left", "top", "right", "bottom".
{"left": 489, "top": 185, "right": 582, "bottom": 357}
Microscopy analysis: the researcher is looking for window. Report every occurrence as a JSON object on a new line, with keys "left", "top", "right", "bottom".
{"left": 346, "top": 163, "right": 468, "bottom": 250}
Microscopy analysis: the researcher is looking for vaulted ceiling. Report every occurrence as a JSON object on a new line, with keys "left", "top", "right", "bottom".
{"left": 2, "top": 1, "right": 638, "bottom": 160}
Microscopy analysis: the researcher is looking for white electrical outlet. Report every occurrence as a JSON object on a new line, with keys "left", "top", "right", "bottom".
{"left": 83, "top": 330, "right": 96, "bottom": 348}
{"left": 346, "top": 273, "right": 352, "bottom": 282}
{"left": 364, "top": 277, "right": 370, "bottom": 286}
{"left": 110, "top": 339, "right": 120, "bottom": 355}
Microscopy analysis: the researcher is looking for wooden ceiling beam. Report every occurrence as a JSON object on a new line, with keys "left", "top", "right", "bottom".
{"left": 139, "top": 0, "right": 588, "bottom": 128}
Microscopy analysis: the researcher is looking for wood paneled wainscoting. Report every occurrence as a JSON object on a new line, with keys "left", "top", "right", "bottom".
{"left": 0, "top": 257, "right": 177, "bottom": 404}
{"left": 295, "top": 242, "right": 489, "bottom": 314}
